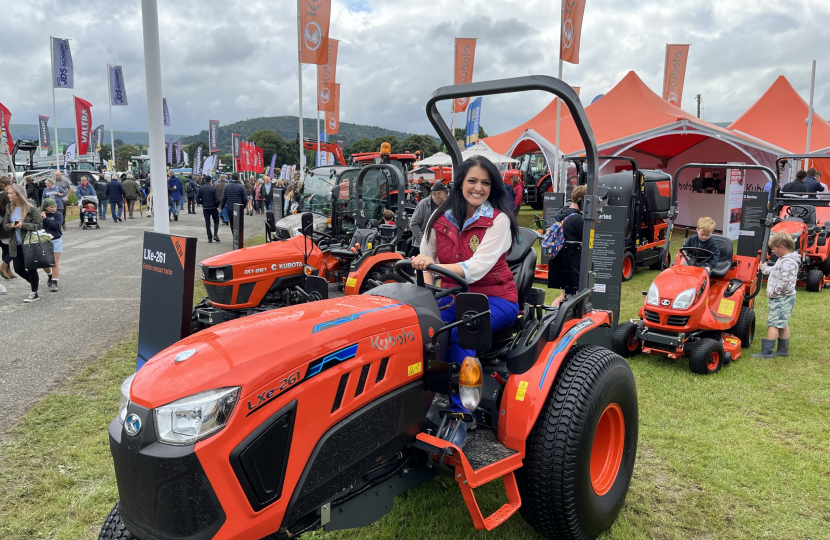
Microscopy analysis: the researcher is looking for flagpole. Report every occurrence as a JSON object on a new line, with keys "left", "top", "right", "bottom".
{"left": 297, "top": 0, "right": 304, "bottom": 180}
{"left": 73, "top": 94, "right": 80, "bottom": 163}
{"left": 107, "top": 64, "right": 116, "bottom": 171}
{"left": 316, "top": 71, "right": 321, "bottom": 166}
{"left": 49, "top": 37, "right": 60, "bottom": 169}
{"left": 553, "top": 58, "right": 563, "bottom": 193}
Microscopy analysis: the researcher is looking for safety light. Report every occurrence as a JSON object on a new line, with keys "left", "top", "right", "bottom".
{"left": 155, "top": 387, "right": 240, "bottom": 445}
{"left": 646, "top": 283, "right": 660, "bottom": 306}
{"left": 458, "top": 356, "right": 483, "bottom": 412}
{"left": 380, "top": 142, "right": 391, "bottom": 155}
{"left": 672, "top": 288, "right": 696, "bottom": 310}
{"left": 303, "top": 265, "right": 314, "bottom": 276}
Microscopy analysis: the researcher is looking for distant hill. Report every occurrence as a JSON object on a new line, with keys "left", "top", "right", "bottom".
{"left": 180, "top": 116, "right": 432, "bottom": 153}
{"left": 9, "top": 125, "right": 187, "bottom": 146}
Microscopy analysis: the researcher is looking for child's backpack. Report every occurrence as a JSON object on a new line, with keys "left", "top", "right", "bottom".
{"left": 540, "top": 213, "right": 577, "bottom": 258}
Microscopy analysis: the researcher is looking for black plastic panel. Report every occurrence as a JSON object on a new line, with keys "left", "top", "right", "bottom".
{"left": 205, "top": 283, "right": 233, "bottom": 305}
{"left": 332, "top": 373, "right": 349, "bottom": 413}
{"left": 236, "top": 282, "right": 256, "bottom": 304}
{"left": 354, "top": 364, "right": 371, "bottom": 396}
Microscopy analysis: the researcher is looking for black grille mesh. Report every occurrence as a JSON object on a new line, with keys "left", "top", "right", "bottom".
{"left": 331, "top": 374, "right": 349, "bottom": 413}
{"left": 375, "top": 357, "right": 389, "bottom": 383}
{"left": 644, "top": 310, "right": 660, "bottom": 323}
{"left": 354, "top": 364, "right": 371, "bottom": 397}
{"left": 667, "top": 315, "right": 690, "bottom": 326}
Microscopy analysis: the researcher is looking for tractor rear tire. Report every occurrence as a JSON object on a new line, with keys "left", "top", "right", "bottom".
{"left": 517, "top": 345, "right": 638, "bottom": 540}
{"left": 688, "top": 338, "right": 724, "bottom": 375}
{"left": 649, "top": 248, "right": 671, "bottom": 270}
{"left": 612, "top": 322, "right": 641, "bottom": 358}
{"left": 98, "top": 502, "right": 136, "bottom": 540}
{"left": 819, "top": 258, "right": 830, "bottom": 275}
{"left": 730, "top": 307, "right": 756, "bottom": 348}
{"left": 806, "top": 268, "right": 824, "bottom": 292}
{"left": 622, "top": 252, "right": 636, "bottom": 281}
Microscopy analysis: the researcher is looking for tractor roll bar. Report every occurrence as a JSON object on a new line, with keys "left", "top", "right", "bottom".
{"left": 354, "top": 163, "right": 407, "bottom": 248}
{"left": 567, "top": 155, "right": 641, "bottom": 187}
{"left": 426, "top": 76, "right": 599, "bottom": 293}
{"left": 775, "top": 154, "right": 830, "bottom": 193}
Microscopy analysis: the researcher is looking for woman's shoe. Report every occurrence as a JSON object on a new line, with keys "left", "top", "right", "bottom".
{"left": 0, "top": 263, "right": 11, "bottom": 279}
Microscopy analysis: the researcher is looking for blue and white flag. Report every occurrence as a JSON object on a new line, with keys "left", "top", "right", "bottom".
{"left": 269, "top": 154, "right": 277, "bottom": 177}
{"left": 465, "top": 97, "right": 482, "bottom": 148}
{"left": 193, "top": 146, "right": 203, "bottom": 175}
{"left": 176, "top": 139, "right": 181, "bottom": 164}
{"left": 108, "top": 65, "right": 128, "bottom": 106}
{"left": 162, "top": 98, "right": 170, "bottom": 126}
{"left": 316, "top": 130, "right": 329, "bottom": 167}
{"left": 167, "top": 138, "right": 174, "bottom": 165}
{"left": 51, "top": 38, "right": 74, "bottom": 89}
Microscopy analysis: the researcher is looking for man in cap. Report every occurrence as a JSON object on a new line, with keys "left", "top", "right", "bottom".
{"left": 408, "top": 181, "right": 449, "bottom": 256}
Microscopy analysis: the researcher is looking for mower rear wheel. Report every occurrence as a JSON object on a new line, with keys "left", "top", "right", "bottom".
{"left": 689, "top": 338, "right": 724, "bottom": 375}
{"left": 806, "top": 268, "right": 824, "bottom": 292}
{"left": 819, "top": 258, "right": 830, "bottom": 275}
{"left": 98, "top": 502, "right": 136, "bottom": 539}
{"left": 730, "top": 307, "right": 756, "bottom": 348}
{"left": 517, "top": 345, "right": 638, "bottom": 539}
{"left": 649, "top": 247, "right": 671, "bottom": 270}
{"left": 621, "top": 252, "right": 636, "bottom": 281}
{"left": 612, "top": 322, "right": 641, "bottom": 358}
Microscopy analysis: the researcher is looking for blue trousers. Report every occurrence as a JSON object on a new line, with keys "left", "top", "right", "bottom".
{"left": 109, "top": 201, "right": 123, "bottom": 219}
{"left": 220, "top": 206, "right": 229, "bottom": 223}
{"left": 99, "top": 201, "right": 108, "bottom": 218}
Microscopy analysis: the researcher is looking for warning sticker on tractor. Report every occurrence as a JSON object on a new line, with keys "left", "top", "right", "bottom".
{"left": 407, "top": 362, "right": 422, "bottom": 376}
{"left": 717, "top": 299, "right": 735, "bottom": 317}
{"left": 515, "top": 381, "right": 529, "bottom": 401}
{"left": 346, "top": 277, "right": 357, "bottom": 288}
{"left": 725, "top": 337, "right": 739, "bottom": 346}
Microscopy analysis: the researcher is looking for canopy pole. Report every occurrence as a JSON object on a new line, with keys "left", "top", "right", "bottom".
{"left": 806, "top": 59, "right": 816, "bottom": 154}
{"left": 297, "top": 0, "right": 304, "bottom": 180}
{"left": 553, "top": 59, "right": 564, "bottom": 192}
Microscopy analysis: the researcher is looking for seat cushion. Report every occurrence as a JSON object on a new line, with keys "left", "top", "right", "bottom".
{"left": 709, "top": 234, "right": 733, "bottom": 279}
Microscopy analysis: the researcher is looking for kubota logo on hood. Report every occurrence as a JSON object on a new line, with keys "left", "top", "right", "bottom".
{"left": 371, "top": 330, "right": 415, "bottom": 351}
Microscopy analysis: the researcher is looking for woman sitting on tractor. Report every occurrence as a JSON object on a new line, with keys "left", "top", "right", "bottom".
{"left": 413, "top": 155, "right": 521, "bottom": 389}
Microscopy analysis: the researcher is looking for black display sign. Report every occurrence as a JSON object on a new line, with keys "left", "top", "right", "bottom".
{"left": 582, "top": 205, "right": 625, "bottom": 349}
{"left": 232, "top": 203, "right": 245, "bottom": 250}
{"left": 541, "top": 192, "right": 565, "bottom": 266}
{"left": 136, "top": 233, "right": 197, "bottom": 369}
{"left": 273, "top": 189, "right": 284, "bottom": 220}
{"left": 737, "top": 191, "right": 769, "bottom": 257}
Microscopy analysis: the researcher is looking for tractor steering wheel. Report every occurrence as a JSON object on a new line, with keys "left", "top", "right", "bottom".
{"left": 786, "top": 205, "right": 811, "bottom": 220}
{"left": 678, "top": 247, "right": 714, "bottom": 268}
{"left": 394, "top": 259, "right": 468, "bottom": 300}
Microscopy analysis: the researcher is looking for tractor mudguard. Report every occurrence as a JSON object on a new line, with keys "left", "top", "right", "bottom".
{"left": 344, "top": 252, "right": 404, "bottom": 295}
{"left": 498, "top": 310, "right": 611, "bottom": 456}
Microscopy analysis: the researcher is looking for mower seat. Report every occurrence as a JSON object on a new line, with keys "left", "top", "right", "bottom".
{"left": 507, "top": 228, "right": 541, "bottom": 306}
{"left": 709, "top": 235, "right": 734, "bottom": 279}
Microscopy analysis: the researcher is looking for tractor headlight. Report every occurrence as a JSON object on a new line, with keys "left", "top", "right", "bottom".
{"left": 291, "top": 226, "right": 302, "bottom": 237}
{"left": 215, "top": 269, "right": 225, "bottom": 281}
{"left": 200, "top": 265, "right": 206, "bottom": 280}
{"left": 118, "top": 373, "right": 136, "bottom": 423}
{"left": 672, "top": 288, "right": 696, "bottom": 310}
{"left": 458, "top": 357, "right": 483, "bottom": 412}
{"left": 155, "top": 387, "right": 240, "bottom": 445}
{"left": 646, "top": 283, "right": 660, "bottom": 306}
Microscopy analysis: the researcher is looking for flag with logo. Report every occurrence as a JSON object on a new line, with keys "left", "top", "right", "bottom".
{"left": 269, "top": 154, "right": 277, "bottom": 177}
{"left": 662, "top": 44, "right": 691, "bottom": 107}
{"left": 0, "top": 103, "right": 13, "bottom": 155}
{"left": 317, "top": 39, "right": 338, "bottom": 112}
{"left": 93, "top": 125, "right": 105, "bottom": 152}
{"left": 167, "top": 138, "right": 174, "bottom": 165}
{"left": 193, "top": 146, "right": 203, "bottom": 175}
{"left": 176, "top": 139, "right": 182, "bottom": 164}
{"left": 108, "top": 65, "right": 128, "bottom": 106}
{"left": 162, "top": 98, "right": 170, "bottom": 126}
{"left": 232, "top": 133, "right": 241, "bottom": 170}
{"left": 560, "top": 0, "right": 587, "bottom": 64}
{"left": 299, "top": 0, "right": 332, "bottom": 65}
{"left": 208, "top": 119, "right": 220, "bottom": 153}
{"left": 325, "top": 84, "right": 340, "bottom": 135}
{"left": 51, "top": 38, "right": 74, "bottom": 89}
{"left": 465, "top": 98, "right": 482, "bottom": 148}
{"left": 73, "top": 96, "right": 93, "bottom": 155}
{"left": 453, "top": 38, "right": 477, "bottom": 112}
{"left": 64, "top": 142, "right": 76, "bottom": 162}
{"left": 38, "top": 115, "right": 51, "bottom": 151}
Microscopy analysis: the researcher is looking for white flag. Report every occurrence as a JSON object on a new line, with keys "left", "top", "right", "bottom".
{"left": 183, "top": 150, "right": 189, "bottom": 166}
{"left": 51, "top": 38, "right": 74, "bottom": 89}
{"left": 108, "top": 65, "right": 128, "bottom": 106}
{"left": 64, "top": 142, "right": 76, "bottom": 161}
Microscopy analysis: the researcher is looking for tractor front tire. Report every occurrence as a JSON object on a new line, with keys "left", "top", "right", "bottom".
{"left": 689, "top": 338, "right": 724, "bottom": 375}
{"left": 730, "top": 307, "right": 756, "bottom": 348}
{"left": 99, "top": 502, "right": 136, "bottom": 540}
{"left": 612, "top": 322, "right": 641, "bottom": 358}
{"left": 517, "top": 345, "right": 638, "bottom": 540}
{"left": 806, "top": 268, "right": 824, "bottom": 292}
{"left": 621, "top": 252, "right": 636, "bottom": 282}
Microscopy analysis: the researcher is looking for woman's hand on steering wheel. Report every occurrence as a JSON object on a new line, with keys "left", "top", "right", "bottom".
{"left": 411, "top": 254, "right": 435, "bottom": 271}
{"left": 394, "top": 259, "right": 468, "bottom": 301}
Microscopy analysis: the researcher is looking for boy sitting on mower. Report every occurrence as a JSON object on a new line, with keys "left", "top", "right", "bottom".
{"left": 682, "top": 217, "right": 720, "bottom": 273}
{"left": 753, "top": 232, "right": 800, "bottom": 358}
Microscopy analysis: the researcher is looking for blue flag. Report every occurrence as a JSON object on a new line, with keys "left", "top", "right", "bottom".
{"left": 316, "top": 130, "right": 329, "bottom": 166}
{"left": 162, "top": 98, "right": 170, "bottom": 127}
{"left": 465, "top": 97, "right": 482, "bottom": 148}
{"left": 167, "top": 138, "right": 174, "bottom": 165}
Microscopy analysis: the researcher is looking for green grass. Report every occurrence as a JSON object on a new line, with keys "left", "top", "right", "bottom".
{"left": 2, "top": 210, "right": 829, "bottom": 539}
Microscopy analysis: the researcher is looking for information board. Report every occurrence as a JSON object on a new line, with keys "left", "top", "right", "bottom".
{"left": 232, "top": 203, "right": 245, "bottom": 250}
{"left": 723, "top": 163, "right": 745, "bottom": 240}
{"left": 136, "top": 233, "right": 197, "bottom": 369}
{"left": 273, "top": 189, "right": 284, "bottom": 220}
{"left": 540, "top": 192, "right": 565, "bottom": 265}
{"left": 737, "top": 191, "right": 769, "bottom": 257}
{"left": 581, "top": 205, "right": 625, "bottom": 349}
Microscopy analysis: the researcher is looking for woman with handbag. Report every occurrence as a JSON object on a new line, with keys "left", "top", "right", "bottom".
{"left": 40, "top": 198, "right": 63, "bottom": 292}
{"left": 3, "top": 184, "right": 43, "bottom": 302}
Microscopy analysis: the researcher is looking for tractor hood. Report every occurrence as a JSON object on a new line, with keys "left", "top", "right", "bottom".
{"left": 275, "top": 213, "right": 329, "bottom": 237}
{"left": 651, "top": 265, "right": 707, "bottom": 303}
{"left": 129, "top": 295, "right": 418, "bottom": 410}
{"left": 199, "top": 234, "right": 311, "bottom": 269}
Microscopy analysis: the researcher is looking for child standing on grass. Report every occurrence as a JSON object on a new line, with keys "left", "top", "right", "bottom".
{"left": 682, "top": 217, "right": 720, "bottom": 273}
{"left": 753, "top": 232, "right": 800, "bottom": 358}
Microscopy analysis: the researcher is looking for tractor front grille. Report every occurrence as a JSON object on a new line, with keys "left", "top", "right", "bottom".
{"left": 644, "top": 310, "right": 661, "bottom": 324}
{"left": 667, "top": 315, "right": 690, "bottom": 326}
{"left": 204, "top": 284, "right": 233, "bottom": 305}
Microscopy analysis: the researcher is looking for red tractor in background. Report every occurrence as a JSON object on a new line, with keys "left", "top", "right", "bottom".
{"left": 299, "top": 136, "right": 347, "bottom": 166}
{"left": 519, "top": 151, "right": 552, "bottom": 209}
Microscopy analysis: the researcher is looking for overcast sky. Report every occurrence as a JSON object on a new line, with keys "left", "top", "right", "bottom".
{"left": 1, "top": 0, "right": 828, "bottom": 139}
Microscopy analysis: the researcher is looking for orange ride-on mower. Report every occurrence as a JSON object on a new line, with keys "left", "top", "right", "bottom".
{"left": 99, "top": 76, "right": 638, "bottom": 540}
{"left": 613, "top": 163, "right": 779, "bottom": 375}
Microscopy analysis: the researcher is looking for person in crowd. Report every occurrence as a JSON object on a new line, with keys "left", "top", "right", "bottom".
{"left": 253, "top": 178, "right": 264, "bottom": 214}
{"left": 3, "top": 184, "right": 43, "bottom": 302}
{"left": 753, "top": 232, "right": 800, "bottom": 358}
{"left": 243, "top": 177, "right": 254, "bottom": 215}
{"left": 220, "top": 172, "right": 249, "bottom": 230}
{"left": 503, "top": 174, "right": 516, "bottom": 210}
{"left": 196, "top": 175, "right": 221, "bottom": 243}
{"left": 185, "top": 175, "right": 198, "bottom": 214}
{"left": 75, "top": 175, "right": 97, "bottom": 226}
{"left": 167, "top": 171, "right": 184, "bottom": 221}
{"left": 0, "top": 176, "right": 16, "bottom": 280}
{"left": 413, "top": 156, "right": 521, "bottom": 432}
{"left": 123, "top": 173, "right": 141, "bottom": 218}
{"left": 550, "top": 184, "right": 587, "bottom": 307}
{"left": 145, "top": 174, "right": 153, "bottom": 217}
{"left": 25, "top": 176, "right": 38, "bottom": 202}
{"left": 409, "top": 182, "right": 449, "bottom": 256}
{"left": 803, "top": 168, "right": 826, "bottom": 199}
{"left": 512, "top": 176, "right": 524, "bottom": 216}
{"left": 215, "top": 174, "right": 229, "bottom": 225}
{"left": 682, "top": 217, "right": 720, "bottom": 273}
{"left": 816, "top": 171, "right": 828, "bottom": 193}
{"left": 781, "top": 170, "right": 809, "bottom": 196}
{"left": 259, "top": 175, "right": 276, "bottom": 212}
{"left": 106, "top": 173, "right": 126, "bottom": 222}
{"left": 96, "top": 173, "right": 110, "bottom": 219}
{"left": 382, "top": 209, "right": 395, "bottom": 225}
{"left": 55, "top": 170, "right": 72, "bottom": 230}
{"left": 418, "top": 176, "right": 431, "bottom": 199}
{"left": 41, "top": 178, "right": 67, "bottom": 220}
{"left": 40, "top": 198, "right": 63, "bottom": 292}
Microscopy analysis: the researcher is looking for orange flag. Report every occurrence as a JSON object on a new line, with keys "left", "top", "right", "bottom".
{"left": 453, "top": 38, "right": 476, "bottom": 112}
{"left": 662, "top": 44, "right": 691, "bottom": 107}
{"left": 560, "top": 0, "right": 587, "bottom": 65}
{"left": 326, "top": 84, "right": 340, "bottom": 135}
{"left": 317, "top": 39, "right": 339, "bottom": 112}
{"left": 299, "top": 0, "right": 331, "bottom": 65}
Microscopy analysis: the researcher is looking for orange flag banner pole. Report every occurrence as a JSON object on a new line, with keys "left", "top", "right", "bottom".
{"left": 453, "top": 38, "right": 477, "bottom": 113}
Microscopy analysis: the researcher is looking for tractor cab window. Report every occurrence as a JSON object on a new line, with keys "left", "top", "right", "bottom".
{"left": 297, "top": 173, "right": 336, "bottom": 215}
{"left": 343, "top": 168, "right": 389, "bottom": 224}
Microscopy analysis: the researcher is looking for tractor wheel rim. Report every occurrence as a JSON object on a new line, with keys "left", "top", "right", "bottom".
{"left": 623, "top": 257, "right": 633, "bottom": 278}
{"left": 708, "top": 351, "right": 720, "bottom": 371}
{"left": 627, "top": 333, "right": 639, "bottom": 351}
{"left": 591, "top": 403, "right": 625, "bottom": 496}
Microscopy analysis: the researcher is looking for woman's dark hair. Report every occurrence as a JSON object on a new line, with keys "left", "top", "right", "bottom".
{"left": 425, "top": 155, "right": 520, "bottom": 244}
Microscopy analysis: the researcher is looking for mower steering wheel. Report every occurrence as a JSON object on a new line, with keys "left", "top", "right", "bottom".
{"left": 393, "top": 259, "right": 468, "bottom": 300}
{"left": 786, "top": 205, "right": 811, "bottom": 220}
{"left": 678, "top": 247, "right": 714, "bottom": 268}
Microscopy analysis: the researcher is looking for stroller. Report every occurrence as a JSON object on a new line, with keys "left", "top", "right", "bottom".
{"left": 79, "top": 195, "right": 100, "bottom": 230}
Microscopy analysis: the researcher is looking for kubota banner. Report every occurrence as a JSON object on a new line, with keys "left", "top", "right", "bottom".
{"left": 299, "top": 0, "right": 331, "bottom": 65}
{"left": 662, "top": 44, "right": 690, "bottom": 107}
{"left": 74, "top": 96, "right": 94, "bottom": 155}
{"left": 317, "top": 39, "right": 338, "bottom": 112}
{"left": 453, "top": 38, "right": 476, "bottom": 112}
{"left": 0, "top": 102, "right": 12, "bottom": 155}
{"left": 560, "top": 0, "right": 587, "bottom": 65}
{"left": 326, "top": 84, "right": 340, "bottom": 135}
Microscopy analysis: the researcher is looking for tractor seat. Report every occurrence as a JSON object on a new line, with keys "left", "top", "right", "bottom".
{"left": 709, "top": 235, "right": 734, "bottom": 279}
{"left": 507, "top": 228, "right": 541, "bottom": 306}
{"left": 783, "top": 205, "right": 817, "bottom": 235}
{"left": 349, "top": 229, "right": 378, "bottom": 250}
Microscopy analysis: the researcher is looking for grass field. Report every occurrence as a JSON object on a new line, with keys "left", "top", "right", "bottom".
{"left": 1, "top": 209, "right": 829, "bottom": 539}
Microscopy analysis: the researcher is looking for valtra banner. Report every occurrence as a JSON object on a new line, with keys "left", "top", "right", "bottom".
{"left": 453, "top": 38, "right": 476, "bottom": 112}
{"left": 209, "top": 119, "right": 220, "bottom": 153}
{"left": 560, "top": 0, "right": 587, "bottom": 65}
{"left": 38, "top": 115, "right": 51, "bottom": 150}
{"left": 317, "top": 39, "right": 339, "bottom": 112}
{"left": 73, "top": 96, "right": 94, "bottom": 155}
{"left": 662, "top": 44, "right": 691, "bottom": 107}
{"left": 299, "top": 0, "right": 331, "bottom": 65}
{"left": 326, "top": 84, "right": 340, "bottom": 135}
{"left": 0, "top": 103, "right": 13, "bottom": 154}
